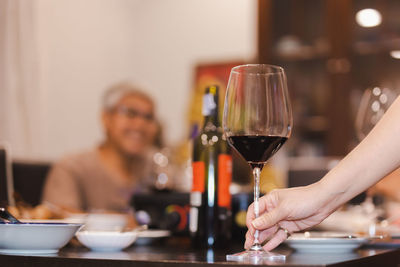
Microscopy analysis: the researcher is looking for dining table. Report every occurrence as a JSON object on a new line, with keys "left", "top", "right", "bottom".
{"left": 1, "top": 236, "right": 400, "bottom": 267}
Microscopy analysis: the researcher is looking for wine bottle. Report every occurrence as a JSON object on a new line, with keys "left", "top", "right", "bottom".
{"left": 189, "top": 85, "right": 232, "bottom": 248}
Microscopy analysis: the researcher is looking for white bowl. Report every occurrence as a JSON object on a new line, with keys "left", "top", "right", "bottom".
{"left": 84, "top": 214, "right": 128, "bottom": 231}
{"left": 0, "top": 223, "right": 82, "bottom": 254}
{"left": 76, "top": 231, "right": 137, "bottom": 251}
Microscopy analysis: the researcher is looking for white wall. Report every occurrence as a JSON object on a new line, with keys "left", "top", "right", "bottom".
{"left": 31, "top": 0, "right": 257, "bottom": 160}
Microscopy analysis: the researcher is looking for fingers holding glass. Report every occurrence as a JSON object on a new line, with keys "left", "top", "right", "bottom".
{"left": 244, "top": 225, "right": 279, "bottom": 250}
{"left": 263, "top": 227, "right": 292, "bottom": 251}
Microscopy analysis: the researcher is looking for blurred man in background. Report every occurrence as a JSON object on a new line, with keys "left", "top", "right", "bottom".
{"left": 42, "top": 83, "right": 160, "bottom": 214}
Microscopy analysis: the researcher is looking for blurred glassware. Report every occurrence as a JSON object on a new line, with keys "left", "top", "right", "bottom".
{"left": 150, "top": 147, "right": 178, "bottom": 191}
{"left": 355, "top": 87, "right": 397, "bottom": 141}
{"left": 354, "top": 87, "right": 397, "bottom": 234}
{"left": 152, "top": 148, "right": 170, "bottom": 190}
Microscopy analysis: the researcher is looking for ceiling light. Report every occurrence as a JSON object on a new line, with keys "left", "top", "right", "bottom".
{"left": 390, "top": 50, "right": 400, "bottom": 59}
{"left": 355, "top": 8, "right": 382, "bottom": 28}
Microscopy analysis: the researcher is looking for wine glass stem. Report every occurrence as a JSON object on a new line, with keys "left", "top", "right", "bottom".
{"left": 252, "top": 167, "right": 261, "bottom": 246}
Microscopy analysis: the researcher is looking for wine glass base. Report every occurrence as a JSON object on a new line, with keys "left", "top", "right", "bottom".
{"left": 226, "top": 250, "right": 286, "bottom": 264}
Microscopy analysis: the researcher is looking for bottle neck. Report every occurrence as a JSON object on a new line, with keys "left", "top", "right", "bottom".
{"left": 202, "top": 92, "right": 219, "bottom": 130}
{"left": 203, "top": 109, "right": 219, "bottom": 129}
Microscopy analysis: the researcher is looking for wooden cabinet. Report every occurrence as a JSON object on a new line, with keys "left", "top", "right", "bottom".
{"left": 257, "top": 0, "right": 400, "bottom": 156}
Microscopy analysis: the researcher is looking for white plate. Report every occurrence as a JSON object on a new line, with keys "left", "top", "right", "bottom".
{"left": 137, "top": 229, "right": 170, "bottom": 238}
{"left": 135, "top": 229, "right": 170, "bottom": 245}
{"left": 19, "top": 219, "right": 70, "bottom": 224}
{"left": 285, "top": 233, "right": 368, "bottom": 253}
{"left": 0, "top": 248, "right": 59, "bottom": 255}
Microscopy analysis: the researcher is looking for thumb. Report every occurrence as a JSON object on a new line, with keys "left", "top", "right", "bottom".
{"left": 252, "top": 205, "right": 287, "bottom": 230}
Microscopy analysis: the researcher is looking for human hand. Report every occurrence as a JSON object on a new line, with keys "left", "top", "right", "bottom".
{"left": 244, "top": 184, "right": 336, "bottom": 251}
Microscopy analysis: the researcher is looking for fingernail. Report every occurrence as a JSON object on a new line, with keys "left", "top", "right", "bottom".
{"left": 252, "top": 218, "right": 262, "bottom": 228}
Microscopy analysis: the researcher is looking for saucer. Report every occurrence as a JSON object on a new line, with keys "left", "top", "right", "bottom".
{"left": 285, "top": 232, "right": 368, "bottom": 253}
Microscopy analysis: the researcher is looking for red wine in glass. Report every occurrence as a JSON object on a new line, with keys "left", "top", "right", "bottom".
{"left": 227, "top": 135, "right": 287, "bottom": 169}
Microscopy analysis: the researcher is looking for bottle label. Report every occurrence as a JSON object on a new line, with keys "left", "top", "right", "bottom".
{"left": 202, "top": 93, "right": 216, "bottom": 116}
{"left": 189, "top": 207, "right": 198, "bottom": 233}
{"left": 192, "top": 161, "right": 205, "bottom": 193}
{"left": 218, "top": 154, "right": 232, "bottom": 208}
{"left": 190, "top": 191, "right": 202, "bottom": 207}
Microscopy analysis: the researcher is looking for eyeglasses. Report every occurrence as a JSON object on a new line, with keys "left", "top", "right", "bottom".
{"left": 113, "top": 106, "right": 155, "bottom": 122}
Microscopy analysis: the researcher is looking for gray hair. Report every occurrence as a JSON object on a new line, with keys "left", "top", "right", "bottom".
{"left": 102, "top": 82, "right": 154, "bottom": 111}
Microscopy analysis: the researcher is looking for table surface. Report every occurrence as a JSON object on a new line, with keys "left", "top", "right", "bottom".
{"left": 1, "top": 237, "right": 400, "bottom": 267}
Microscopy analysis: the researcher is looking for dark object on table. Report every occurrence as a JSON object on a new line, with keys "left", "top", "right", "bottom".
{"left": 0, "top": 147, "right": 14, "bottom": 207}
{"left": 0, "top": 147, "right": 51, "bottom": 207}
{"left": 12, "top": 161, "right": 51, "bottom": 206}
{"left": 231, "top": 193, "right": 252, "bottom": 243}
{"left": 0, "top": 148, "right": 9, "bottom": 207}
{"left": 132, "top": 192, "right": 190, "bottom": 235}
{"left": 132, "top": 192, "right": 251, "bottom": 242}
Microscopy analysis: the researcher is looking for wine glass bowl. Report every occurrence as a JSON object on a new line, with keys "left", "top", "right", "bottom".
{"left": 224, "top": 66, "right": 291, "bottom": 135}
{"left": 223, "top": 64, "right": 292, "bottom": 262}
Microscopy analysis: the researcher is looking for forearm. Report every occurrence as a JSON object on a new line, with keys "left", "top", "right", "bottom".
{"left": 318, "top": 96, "right": 400, "bottom": 211}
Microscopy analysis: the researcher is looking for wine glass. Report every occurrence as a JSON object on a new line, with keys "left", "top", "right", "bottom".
{"left": 223, "top": 64, "right": 292, "bottom": 263}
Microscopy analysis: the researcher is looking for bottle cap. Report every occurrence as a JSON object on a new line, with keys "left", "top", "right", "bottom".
{"left": 202, "top": 86, "right": 218, "bottom": 116}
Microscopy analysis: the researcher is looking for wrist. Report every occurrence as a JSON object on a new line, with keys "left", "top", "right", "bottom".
{"left": 311, "top": 178, "right": 346, "bottom": 216}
